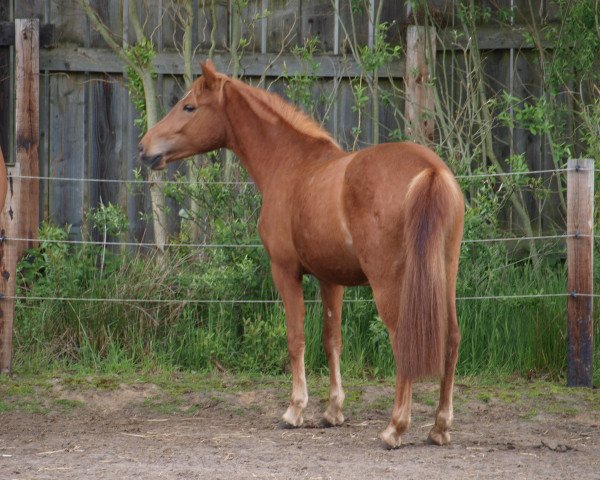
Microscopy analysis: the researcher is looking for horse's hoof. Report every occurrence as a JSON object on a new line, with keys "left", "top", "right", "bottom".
{"left": 321, "top": 409, "right": 345, "bottom": 427}
{"left": 428, "top": 426, "right": 451, "bottom": 446}
{"left": 279, "top": 420, "right": 300, "bottom": 429}
{"left": 379, "top": 425, "right": 402, "bottom": 449}
{"left": 282, "top": 407, "right": 304, "bottom": 428}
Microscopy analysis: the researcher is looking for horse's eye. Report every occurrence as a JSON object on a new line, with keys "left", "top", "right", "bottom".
{"left": 183, "top": 104, "right": 196, "bottom": 113}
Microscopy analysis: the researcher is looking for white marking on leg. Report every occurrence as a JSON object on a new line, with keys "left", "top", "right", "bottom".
{"left": 324, "top": 350, "right": 345, "bottom": 425}
{"left": 380, "top": 380, "right": 412, "bottom": 448}
{"left": 283, "top": 346, "right": 308, "bottom": 427}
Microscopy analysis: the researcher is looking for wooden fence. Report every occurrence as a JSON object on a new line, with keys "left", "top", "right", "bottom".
{"left": 0, "top": 0, "right": 563, "bottom": 241}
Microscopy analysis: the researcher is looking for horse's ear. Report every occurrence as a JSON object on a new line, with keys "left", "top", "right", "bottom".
{"left": 201, "top": 60, "right": 218, "bottom": 89}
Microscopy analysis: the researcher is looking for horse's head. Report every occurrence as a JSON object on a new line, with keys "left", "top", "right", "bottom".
{"left": 139, "top": 60, "right": 229, "bottom": 170}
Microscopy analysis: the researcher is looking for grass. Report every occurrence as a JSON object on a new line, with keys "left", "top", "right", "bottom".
{"left": 10, "top": 220, "right": 600, "bottom": 387}
{"left": 1, "top": 368, "right": 598, "bottom": 423}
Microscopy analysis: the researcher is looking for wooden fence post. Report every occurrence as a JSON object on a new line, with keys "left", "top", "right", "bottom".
{"left": 0, "top": 19, "right": 39, "bottom": 374}
{"left": 404, "top": 25, "right": 436, "bottom": 143}
{"left": 0, "top": 164, "right": 22, "bottom": 374}
{"left": 567, "top": 158, "right": 594, "bottom": 387}
{"left": 15, "top": 19, "right": 39, "bottom": 256}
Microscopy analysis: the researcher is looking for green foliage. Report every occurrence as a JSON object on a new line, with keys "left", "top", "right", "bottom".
{"left": 350, "top": 77, "right": 369, "bottom": 113}
{"left": 87, "top": 202, "right": 129, "bottom": 237}
{"left": 357, "top": 22, "right": 402, "bottom": 73}
{"left": 457, "top": 3, "right": 492, "bottom": 25}
{"left": 493, "top": 92, "right": 552, "bottom": 136}
{"left": 124, "top": 38, "right": 157, "bottom": 133}
{"left": 538, "top": 0, "right": 600, "bottom": 161}
{"left": 286, "top": 37, "right": 321, "bottom": 114}
{"left": 350, "top": 0, "right": 367, "bottom": 14}
{"left": 544, "top": 0, "right": 600, "bottom": 90}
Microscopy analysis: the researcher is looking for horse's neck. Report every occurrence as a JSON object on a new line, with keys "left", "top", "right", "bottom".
{"left": 224, "top": 85, "right": 342, "bottom": 193}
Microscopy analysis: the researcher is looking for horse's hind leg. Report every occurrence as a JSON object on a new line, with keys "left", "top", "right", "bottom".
{"left": 429, "top": 262, "right": 461, "bottom": 445}
{"left": 271, "top": 263, "right": 308, "bottom": 427}
{"left": 320, "top": 281, "right": 345, "bottom": 426}
{"left": 428, "top": 298, "right": 460, "bottom": 445}
{"left": 371, "top": 282, "right": 414, "bottom": 448}
{"left": 380, "top": 373, "right": 413, "bottom": 448}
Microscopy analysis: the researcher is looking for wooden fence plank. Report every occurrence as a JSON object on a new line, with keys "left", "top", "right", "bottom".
{"left": 196, "top": 0, "right": 229, "bottom": 51}
{"left": 88, "top": 77, "right": 123, "bottom": 215}
{"left": 49, "top": 73, "right": 86, "bottom": 237}
{"left": 39, "top": 69, "right": 50, "bottom": 221}
{"left": 126, "top": 89, "right": 149, "bottom": 244}
{"left": 14, "top": 0, "right": 45, "bottom": 18}
{"left": 50, "top": 0, "right": 89, "bottom": 45}
{"left": 15, "top": 19, "right": 40, "bottom": 256}
{"left": 338, "top": 0, "right": 371, "bottom": 49}
{"left": 267, "top": 0, "right": 300, "bottom": 52}
{"left": 88, "top": 0, "right": 121, "bottom": 49}
{"left": 39, "top": 47, "right": 406, "bottom": 77}
{"left": 301, "top": 0, "right": 335, "bottom": 52}
{"left": 237, "top": 0, "right": 263, "bottom": 53}
{"left": 87, "top": 0, "right": 126, "bottom": 242}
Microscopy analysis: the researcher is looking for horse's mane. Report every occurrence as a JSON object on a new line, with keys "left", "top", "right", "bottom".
{"left": 230, "top": 78, "right": 339, "bottom": 147}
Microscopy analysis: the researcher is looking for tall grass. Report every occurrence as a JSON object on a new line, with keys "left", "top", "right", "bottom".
{"left": 13, "top": 228, "right": 597, "bottom": 384}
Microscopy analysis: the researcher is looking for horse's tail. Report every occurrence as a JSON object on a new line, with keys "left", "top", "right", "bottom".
{"left": 397, "top": 167, "right": 460, "bottom": 379}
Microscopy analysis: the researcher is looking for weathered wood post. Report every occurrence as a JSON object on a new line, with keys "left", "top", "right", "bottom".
{"left": 15, "top": 19, "right": 39, "bottom": 256}
{"left": 404, "top": 25, "right": 436, "bottom": 142}
{"left": 0, "top": 19, "right": 39, "bottom": 374}
{"left": 567, "top": 158, "right": 594, "bottom": 387}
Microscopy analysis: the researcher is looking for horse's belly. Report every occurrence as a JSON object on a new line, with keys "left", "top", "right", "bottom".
{"left": 291, "top": 160, "right": 367, "bottom": 286}
{"left": 296, "top": 236, "right": 367, "bottom": 286}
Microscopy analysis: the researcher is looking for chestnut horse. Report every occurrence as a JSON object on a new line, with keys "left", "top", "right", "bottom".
{"left": 140, "top": 61, "right": 464, "bottom": 448}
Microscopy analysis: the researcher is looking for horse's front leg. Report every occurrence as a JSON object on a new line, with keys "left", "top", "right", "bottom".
{"left": 271, "top": 263, "right": 308, "bottom": 427}
{"left": 320, "top": 281, "right": 345, "bottom": 426}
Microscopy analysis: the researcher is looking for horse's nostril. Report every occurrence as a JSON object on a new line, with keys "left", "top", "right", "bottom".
{"left": 138, "top": 143, "right": 144, "bottom": 154}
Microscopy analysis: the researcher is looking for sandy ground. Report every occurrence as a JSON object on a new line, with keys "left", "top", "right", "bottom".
{"left": 1, "top": 375, "right": 599, "bottom": 479}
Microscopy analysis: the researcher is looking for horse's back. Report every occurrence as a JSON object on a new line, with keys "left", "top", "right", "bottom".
{"left": 345, "top": 142, "right": 451, "bottom": 194}
{"left": 288, "top": 142, "right": 462, "bottom": 286}
{"left": 342, "top": 142, "right": 463, "bottom": 279}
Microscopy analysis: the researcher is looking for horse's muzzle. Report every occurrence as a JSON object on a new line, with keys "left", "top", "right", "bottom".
{"left": 140, "top": 153, "right": 165, "bottom": 170}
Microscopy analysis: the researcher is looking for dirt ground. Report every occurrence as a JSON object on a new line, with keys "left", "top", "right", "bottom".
{"left": 1, "top": 374, "right": 599, "bottom": 479}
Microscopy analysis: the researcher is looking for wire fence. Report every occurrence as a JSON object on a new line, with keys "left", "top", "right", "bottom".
{"left": 6, "top": 292, "right": 596, "bottom": 304}
{"left": 8, "top": 167, "right": 576, "bottom": 186}
{"left": 2, "top": 165, "right": 595, "bottom": 306}
{"left": 2, "top": 232, "right": 586, "bottom": 249}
